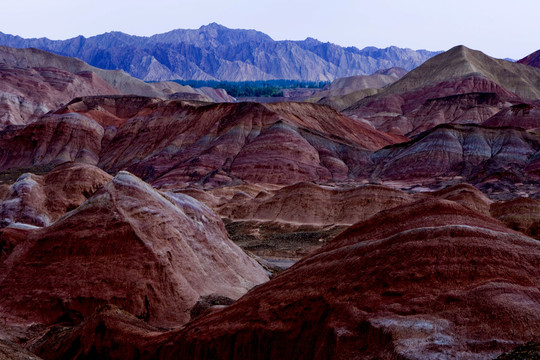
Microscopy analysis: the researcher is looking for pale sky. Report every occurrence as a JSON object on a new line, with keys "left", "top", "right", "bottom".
{"left": 2, "top": 0, "right": 538, "bottom": 59}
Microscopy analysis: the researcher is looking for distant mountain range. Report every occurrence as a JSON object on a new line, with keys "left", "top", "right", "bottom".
{"left": 0, "top": 23, "right": 440, "bottom": 82}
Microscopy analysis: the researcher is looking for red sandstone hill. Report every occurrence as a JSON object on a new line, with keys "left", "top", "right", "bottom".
{"left": 0, "top": 45, "right": 234, "bottom": 103}
{"left": 0, "top": 98, "right": 404, "bottom": 186}
{"left": 482, "top": 103, "right": 540, "bottom": 130}
{"left": 344, "top": 46, "right": 540, "bottom": 136}
{"left": 0, "top": 171, "right": 268, "bottom": 337}
{"left": 0, "top": 113, "right": 104, "bottom": 171}
{"left": 93, "top": 100, "right": 403, "bottom": 187}
{"left": 371, "top": 124, "right": 540, "bottom": 186}
{"left": 0, "top": 162, "right": 112, "bottom": 228}
{"left": 0, "top": 61, "right": 120, "bottom": 128}
{"left": 151, "top": 198, "right": 540, "bottom": 359}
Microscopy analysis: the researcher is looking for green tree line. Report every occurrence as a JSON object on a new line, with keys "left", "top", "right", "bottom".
{"left": 169, "top": 80, "right": 330, "bottom": 98}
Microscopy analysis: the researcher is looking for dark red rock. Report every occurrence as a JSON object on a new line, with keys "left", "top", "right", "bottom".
{"left": 372, "top": 124, "right": 540, "bottom": 182}
{"left": 154, "top": 199, "right": 540, "bottom": 359}
{"left": 0, "top": 171, "right": 268, "bottom": 332}
{"left": 0, "top": 62, "right": 120, "bottom": 128}
{"left": 97, "top": 101, "right": 402, "bottom": 187}
{"left": 0, "top": 113, "right": 104, "bottom": 171}
{"left": 0, "top": 162, "right": 112, "bottom": 228}
{"left": 490, "top": 197, "right": 540, "bottom": 239}
{"left": 482, "top": 103, "right": 540, "bottom": 130}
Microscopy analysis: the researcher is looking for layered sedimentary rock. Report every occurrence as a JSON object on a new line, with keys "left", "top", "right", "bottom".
{"left": 371, "top": 124, "right": 540, "bottom": 183}
{"left": 0, "top": 45, "right": 233, "bottom": 102}
{"left": 0, "top": 162, "right": 112, "bottom": 228}
{"left": 217, "top": 182, "right": 416, "bottom": 226}
{"left": 345, "top": 46, "right": 540, "bottom": 136}
{"left": 0, "top": 172, "right": 268, "bottom": 332}
{"left": 28, "top": 305, "right": 162, "bottom": 360}
{"left": 155, "top": 199, "right": 540, "bottom": 359}
{"left": 0, "top": 113, "right": 104, "bottom": 171}
{"left": 0, "top": 61, "right": 120, "bottom": 127}
{"left": 95, "top": 101, "right": 401, "bottom": 187}
{"left": 490, "top": 197, "right": 540, "bottom": 238}
{"left": 482, "top": 103, "right": 540, "bottom": 130}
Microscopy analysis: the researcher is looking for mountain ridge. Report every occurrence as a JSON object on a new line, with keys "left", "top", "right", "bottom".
{"left": 0, "top": 24, "right": 440, "bottom": 81}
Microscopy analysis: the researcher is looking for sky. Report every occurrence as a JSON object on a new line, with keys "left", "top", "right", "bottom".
{"left": 2, "top": 0, "right": 538, "bottom": 59}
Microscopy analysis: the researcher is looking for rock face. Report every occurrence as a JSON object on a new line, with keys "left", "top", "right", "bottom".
{"left": 217, "top": 182, "right": 417, "bottom": 226}
{"left": 155, "top": 199, "right": 540, "bottom": 359}
{"left": 0, "top": 61, "right": 120, "bottom": 127}
{"left": 0, "top": 45, "right": 233, "bottom": 102}
{"left": 0, "top": 24, "right": 439, "bottom": 81}
{"left": 0, "top": 162, "right": 112, "bottom": 228}
{"left": 28, "top": 304, "right": 162, "bottom": 360}
{"left": 0, "top": 171, "right": 269, "bottom": 330}
{"left": 0, "top": 113, "right": 104, "bottom": 171}
{"left": 482, "top": 103, "right": 540, "bottom": 130}
{"left": 345, "top": 46, "right": 540, "bottom": 136}
{"left": 490, "top": 197, "right": 540, "bottom": 239}
{"left": 0, "top": 339, "right": 43, "bottom": 360}
{"left": 371, "top": 124, "right": 540, "bottom": 183}
{"left": 94, "top": 101, "right": 402, "bottom": 187}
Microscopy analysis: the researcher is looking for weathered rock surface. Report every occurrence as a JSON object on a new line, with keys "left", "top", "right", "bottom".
{"left": 27, "top": 305, "right": 162, "bottom": 360}
{"left": 0, "top": 171, "right": 268, "bottom": 332}
{"left": 496, "top": 341, "right": 540, "bottom": 359}
{"left": 96, "top": 101, "right": 402, "bottom": 187}
{"left": 491, "top": 197, "right": 540, "bottom": 239}
{"left": 217, "top": 181, "right": 416, "bottom": 226}
{"left": 0, "top": 61, "right": 120, "bottom": 127}
{"left": 0, "top": 162, "right": 112, "bottom": 228}
{"left": 0, "top": 339, "right": 43, "bottom": 360}
{"left": 371, "top": 124, "right": 540, "bottom": 184}
{"left": 0, "top": 113, "right": 104, "bottom": 171}
{"left": 345, "top": 46, "right": 540, "bottom": 136}
{"left": 0, "top": 45, "right": 233, "bottom": 103}
{"left": 154, "top": 199, "right": 540, "bottom": 359}
{"left": 482, "top": 103, "right": 540, "bottom": 130}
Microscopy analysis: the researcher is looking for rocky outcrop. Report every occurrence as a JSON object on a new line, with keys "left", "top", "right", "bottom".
{"left": 96, "top": 101, "right": 402, "bottom": 187}
{"left": 482, "top": 103, "right": 540, "bottom": 130}
{"left": 371, "top": 124, "right": 540, "bottom": 182}
{"left": 0, "top": 113, "right": 104, "bottom": 171}
{"left": 0, "top": 171, "right": 269, "bottom": 331}
{"left": 0, "top": 339, "right": 43, "bottom": 360}
{"left": 490, "top": 197, "right": 540, "bottom": 239}
{"left": 0, "top": 162, "right": 112, "bottom": 228}
{"left": 153, "top": 198, "right": 540, "bottom": 359}
{"left": 0, "top": 45, "right": 233, "bottom": 102}
{"left": 0, "top": 62, "right": 120, "bottom": 127}
{"left": 345, "top": 46, "right": 540, "bottom": 136}
{"left": 0, "top": 24, "right": 439, "bottom": 82}
{"left": 27, "top": 304, "right": 162, "bottom": 360}
{"left": 217, "top": 182, "right": 417, "bottom": 226}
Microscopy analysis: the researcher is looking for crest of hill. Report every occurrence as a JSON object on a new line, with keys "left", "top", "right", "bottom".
{"left": 0, "top": 45, "right": 219, "bottom": 100}
{"left": 518, "top": 49, "right": 540, "bottom": 68}
{"left": 363, "top": 46, "right": 540, "bottom": 102}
